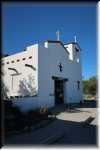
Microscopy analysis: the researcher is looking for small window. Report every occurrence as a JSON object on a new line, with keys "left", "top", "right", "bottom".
{"left": 29, "top": 56, "right": 32, "bottom": 59}
{"left": 17, "top": 59, "right": 20, "bottom": 62}
{"left": 10, "top": 96, "right": 13, "bottom": 99}
{"left": 75, "top": 47, "right": 79, "bottom": 52}
{"left": 15, "top": 96, "right": 18, "bottom": 98}
{"left": 77, "top": 81, "right": 80, "bottom": 90}
{"left": 22, "top": 58, "right": 26, "bottom": 60}
{"left": 11, "top": 60, "right": 14, "bottom": 63}
{"left": 7, "top": 62, "right": 9, "bottom": 64}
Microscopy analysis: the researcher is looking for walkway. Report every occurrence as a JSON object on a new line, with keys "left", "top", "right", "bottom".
{"left": 4, "top": 102, "right": 97, "bottom": 147}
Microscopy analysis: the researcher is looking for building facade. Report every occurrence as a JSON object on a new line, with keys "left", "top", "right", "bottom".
{"left": 2, "top": 40, "right": 83, "bottom": 111}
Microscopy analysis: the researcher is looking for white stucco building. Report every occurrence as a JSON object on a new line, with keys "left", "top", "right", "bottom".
{"left": 2, "top": 40, "right": 83, "bottom": 111}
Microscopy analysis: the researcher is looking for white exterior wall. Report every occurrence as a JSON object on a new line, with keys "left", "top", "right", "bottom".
{"left": 2, "top": 41, "right": 83, "bottom": 111}
{"left": 2, "top": 44, "right": 38, "bottom": 97}
{"left": 38, "top": 42, "right": 83, "bottom": 108}
{"left": 64, "top": 44, "right": 73, "bottom": 61}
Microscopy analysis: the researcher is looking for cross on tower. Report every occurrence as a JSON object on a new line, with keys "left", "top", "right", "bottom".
{"left": 74, "top": 35, "right": 77, "bottom": 43}
{"left": 58, "top": 63, "right": 63, "bottom": 72}
{"left": 56, "top": 30, "right": 60, "bottom": 41}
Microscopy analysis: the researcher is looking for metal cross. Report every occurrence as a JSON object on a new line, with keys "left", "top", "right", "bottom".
{"left": 56, "top": 30, "right": 60, "bottom": 41}
{"left": 58, "top": 63, "right": 63, "bottom": 72}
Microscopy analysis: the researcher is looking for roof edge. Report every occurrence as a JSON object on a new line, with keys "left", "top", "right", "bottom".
{"left": 64, "top": 42, "right": 81, "bottom": 50}
{"left": 46, "top": 40, "right": 69, "bottom": 54}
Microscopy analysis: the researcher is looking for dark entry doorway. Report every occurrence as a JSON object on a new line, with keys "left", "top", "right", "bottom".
{"left": 54, "top": 80, "right": 64, "bottom": 104}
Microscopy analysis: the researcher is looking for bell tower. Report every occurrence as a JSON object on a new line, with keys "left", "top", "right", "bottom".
{"left": 72, "top": 42, "right": 80, "bottom": 63}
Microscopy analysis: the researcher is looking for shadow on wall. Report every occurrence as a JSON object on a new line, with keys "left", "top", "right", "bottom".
{"left": 1, "top": 81, "right": 9, "bottom": 100}
{"left": 18, "top": 74, "right": 37, "bottom": 97}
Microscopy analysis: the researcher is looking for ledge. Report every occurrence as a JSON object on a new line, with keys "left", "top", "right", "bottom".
{"left": 52, "top": 76, "right": 68, "bottom": 82}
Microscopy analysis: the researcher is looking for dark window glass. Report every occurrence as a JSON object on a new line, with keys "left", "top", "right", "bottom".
{"left": 17, "top": 59, "right": 20, "bottom": 62}
{"left": 22, "top": 58, "right": 26, "bottom": 60}
{"left": 77, "top": 81, "right": 80, "bottom": 90}
{"left": 7, "top": 62, "right": 9, "bottom": 64}
{"left": 29, "top": 56, "right": 32, "bottom": 59}
{"left": 11, "top": 60, "right": 14, "bottom": 63}
{"left": 75, "top": 47, "right": 79, "bottom": 52}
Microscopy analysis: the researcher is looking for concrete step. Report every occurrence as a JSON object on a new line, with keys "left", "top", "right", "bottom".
{"left": 81, "top": 116, "right": 94, "bottom": 126}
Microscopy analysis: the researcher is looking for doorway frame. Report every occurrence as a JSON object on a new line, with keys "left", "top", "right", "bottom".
{"left": 54, "top": 79, "right": 64, "bottom": 105}
{"left": 52, "top": 76, "right": 68, "bottom": 105}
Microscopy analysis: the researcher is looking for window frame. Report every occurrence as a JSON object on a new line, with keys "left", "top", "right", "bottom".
{"left": 11, "top": 60, "right": 15, "bottom": 63}
{"left": 77, "top": 81, "right": 80, "bottom": 90}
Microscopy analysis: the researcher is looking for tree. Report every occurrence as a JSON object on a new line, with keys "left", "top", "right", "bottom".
{"left": 83, "top": 76, "right": 97, "bottom": 96}
{"left": 1, "top": 81, "right": 9, "bottom": 100}
{"left": 83, "top": 80, "right": 89, "bottom": 94}
{"left": 88, "top": 76, "right": 97, "bottom": 95}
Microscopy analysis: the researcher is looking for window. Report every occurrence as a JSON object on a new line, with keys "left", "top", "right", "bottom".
{"left": 11, "top": 74, "right": 21, "bottom": 92}
{"left": 75, "top": 47, "right": 79, "bottom": 52}
{"left": 17, "top": 59, "right": 20, "bottom": 62}
{"left": 7, "top": 62, "right": 9, "bottom": 64}
{"left": 77, "top": 81, "right": 80, "bottom": 90}
{"left": 22, "top": 58, "right": 26, "bottom": 60}
{"left": 11, "top": 60, "right": 14, "bottom": 63}
{"left": 29, "top": 56, "right": 32, "bottom": 59}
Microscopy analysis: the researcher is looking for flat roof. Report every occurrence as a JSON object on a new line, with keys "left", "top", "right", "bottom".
{"left": 46, "top": 40, "right": 69, "bottom": 54}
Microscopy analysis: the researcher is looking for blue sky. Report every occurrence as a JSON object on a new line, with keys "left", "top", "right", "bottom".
{"left": 2, "top": 2, "right": 96, "bottom": 80}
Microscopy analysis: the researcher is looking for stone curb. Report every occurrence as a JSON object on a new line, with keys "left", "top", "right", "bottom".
{"left": 81, "top": 116, "right": 94, "bottom": 126}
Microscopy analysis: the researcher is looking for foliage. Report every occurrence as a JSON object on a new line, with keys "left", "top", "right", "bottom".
{"left": 83, "top": 76, "right": 97, "bottom": 96}
{"left": 4, "top": 105, "right": 51, "bottom": 133}
{"left": 4, "top": 104, "right": 26, "bottom": 131}
{"left": 39, "top": 106, "right": 48, "bottom": 115}
{"left": 26, "top": 107, "right": 49, "bottom": 123}
{"left": 1, "top": 81, "right": 9, "bottom": 100}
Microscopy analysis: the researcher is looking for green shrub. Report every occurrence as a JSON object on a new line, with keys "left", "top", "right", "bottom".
{"left": 25, "top": 109, "right": 40, "bottom": 126}
{"left": 39, "top": 107, "right": 48, "bottom": 115}
{"left": 4, "top": 105, "right": 26, "bottom": 132}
